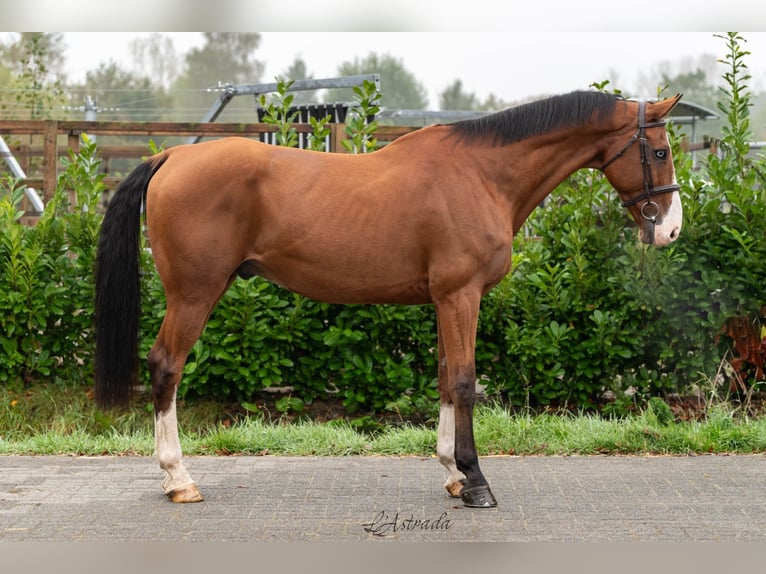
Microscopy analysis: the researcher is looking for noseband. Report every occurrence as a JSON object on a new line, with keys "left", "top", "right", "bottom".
{"left": 599, "top": 100, "right": 680, "bottom": 243}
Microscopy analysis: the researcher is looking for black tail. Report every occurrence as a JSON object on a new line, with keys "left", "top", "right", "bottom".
{"left": 94, "top": 155, "right": 167, "bottom": 408}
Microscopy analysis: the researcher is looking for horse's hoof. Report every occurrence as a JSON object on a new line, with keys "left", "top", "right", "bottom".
{"left": 445, "top": 479, "right": 466, "bottom": 498}
{"left": 167, "top": 484, "right": 204, "bottom": 503}
{"left": 460, "top": 484, "right": 497, "bottom": 508}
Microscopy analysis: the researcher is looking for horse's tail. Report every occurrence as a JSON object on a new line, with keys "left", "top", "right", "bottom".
{"left": 94, "top": 154, "right": 167, "bottom": 408}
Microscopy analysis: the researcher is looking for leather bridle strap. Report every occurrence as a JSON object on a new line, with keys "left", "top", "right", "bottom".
{"left": 599, "top": 99, "right": 680, "bottom": 217}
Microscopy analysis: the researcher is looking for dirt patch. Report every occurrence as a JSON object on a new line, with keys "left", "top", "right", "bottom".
{"left": 665, "top": 392, "right": 766, "bottom": 421}
{"left": 204, "top": 391, "right": 439, "bottom": 430}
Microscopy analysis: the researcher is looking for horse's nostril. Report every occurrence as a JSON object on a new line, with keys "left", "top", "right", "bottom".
{"left": 670, "top": 227, "right": 679, "bottom": 240}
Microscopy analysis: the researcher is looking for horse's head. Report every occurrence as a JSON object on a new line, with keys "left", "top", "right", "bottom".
{"left": 600, "top": 95, "right": 683, "bottom": 246}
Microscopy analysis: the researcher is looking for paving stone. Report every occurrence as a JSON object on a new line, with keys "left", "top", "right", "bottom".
{"left": 1, "top": 454, "right": 765, "bottom": 541}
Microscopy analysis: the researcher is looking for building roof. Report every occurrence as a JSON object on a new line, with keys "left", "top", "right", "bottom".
{"left": 668, "top": 100, "right": 719, "bottom": 122}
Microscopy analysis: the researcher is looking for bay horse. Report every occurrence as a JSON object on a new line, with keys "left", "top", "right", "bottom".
{"left": 94, "top": 90, "right": 683, "bottom": 508}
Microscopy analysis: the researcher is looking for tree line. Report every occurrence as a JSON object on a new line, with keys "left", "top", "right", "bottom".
{"left": 1, "top": 32, "right": 766, "bottom": 414}
{"left": 0, "top": 32, "right": 513, "bottom": 124}
{"left": 2, "top": 32, "right": 764, "bottom": 140}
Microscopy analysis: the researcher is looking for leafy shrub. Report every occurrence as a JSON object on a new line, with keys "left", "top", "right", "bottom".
{"left": 476, "top": 32, "right": 766, "bottom": 410}
{"left": 4, "top": 34, "right": 765, "bottom": 415}
{"left": 475, "top": 170, "right": 681, "bottom": 409}
{"left": 0, "top": 136, "right": 104, "bottom": 387}
{"left": 139, "top": 272, "right": 438, "bottom": 412}
{"left": 659, "top": 32, "right": 766, "bottom": 389}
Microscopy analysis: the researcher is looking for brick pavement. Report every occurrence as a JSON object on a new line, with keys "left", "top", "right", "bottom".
{"left": 1, "top": 454, "right": 765, "bottom": 541}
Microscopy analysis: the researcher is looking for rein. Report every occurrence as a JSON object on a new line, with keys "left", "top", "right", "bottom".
{"left": 599, "top": 100, "right": 680, "bottom": 243}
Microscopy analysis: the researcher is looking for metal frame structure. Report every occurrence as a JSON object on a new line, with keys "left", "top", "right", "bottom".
{"left": 187, "top": 74, "right": 381, "bottom": 144}
{"left": 0, "top": 134, "right": 45, "bottom": 212}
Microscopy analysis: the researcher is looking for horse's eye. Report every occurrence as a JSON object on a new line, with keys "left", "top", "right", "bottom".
{"left": 655, "top": 149, "right": 668, "bottom": 160}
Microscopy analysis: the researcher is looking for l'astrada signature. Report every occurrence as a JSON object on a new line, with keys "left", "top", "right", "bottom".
{"left": 362, "top": 511, "right": 453, "bottom": 536}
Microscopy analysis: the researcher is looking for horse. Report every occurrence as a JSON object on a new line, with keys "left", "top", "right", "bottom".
{"left": 94, "top": 90, "right": 683, "bottom": 508}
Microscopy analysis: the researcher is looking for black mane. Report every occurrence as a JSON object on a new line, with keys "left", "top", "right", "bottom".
{"left": 448, "top": 90, "right": 623, "bottom": 146}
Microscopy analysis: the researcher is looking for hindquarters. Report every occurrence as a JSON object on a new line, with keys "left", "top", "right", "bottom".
{"left": 141, "top": 144, "right": 253, "bottom": 502}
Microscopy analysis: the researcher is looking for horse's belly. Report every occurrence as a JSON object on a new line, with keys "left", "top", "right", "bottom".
{"left": 245, "top": 256, "right": 432, "bottom": 305}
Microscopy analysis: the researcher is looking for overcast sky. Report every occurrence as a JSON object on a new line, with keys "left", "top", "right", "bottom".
{"left": 2, "top": 1, "right": 766, "bottom": 110}
{"left": 58, "top": 32, "right": 766, "bottom": 110}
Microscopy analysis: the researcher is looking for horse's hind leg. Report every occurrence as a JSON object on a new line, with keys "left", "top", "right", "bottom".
{"left": 148, "top": 290, "right": 227, "bottom": 503}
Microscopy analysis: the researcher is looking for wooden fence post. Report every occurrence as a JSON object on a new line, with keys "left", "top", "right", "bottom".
{"left": 0, "top": 120, "right": 416, "bottom": 198}
{"left": 330, "top": 123, "right": 347, "bottom": 153}
{"left": 43, "top": 120, "right": 58, "bottom": 202}
{"left": 68, "top": 131, "right": 80, "bottom": 155}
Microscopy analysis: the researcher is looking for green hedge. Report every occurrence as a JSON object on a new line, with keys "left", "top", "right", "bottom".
{"left": 2, "top": 34, "right": 765, "bottom": 413}
{"left": 138, "top": 279, "right": 439, "bottom": 412}
{"left": 0, "top": 143, "right": 102, "bottom": 387}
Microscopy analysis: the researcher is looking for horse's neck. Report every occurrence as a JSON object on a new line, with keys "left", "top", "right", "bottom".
{"left": 485, "top": 126, "right": 614, "bottom": 233}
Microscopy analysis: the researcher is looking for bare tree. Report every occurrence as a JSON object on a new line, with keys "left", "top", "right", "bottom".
{"left": 128, "top": 33, "right": 181, "bottom": 89}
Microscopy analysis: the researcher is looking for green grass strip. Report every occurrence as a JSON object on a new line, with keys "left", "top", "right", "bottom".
{"left": 3, "top": 400, "right": 766, "bottom": 456}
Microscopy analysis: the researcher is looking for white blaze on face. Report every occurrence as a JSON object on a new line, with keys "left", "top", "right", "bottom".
{"left": 653, "top": 188, "right": 683, "bottom": 246}
{"left": 651, "top": 135, "right": 683, "bottom": 247}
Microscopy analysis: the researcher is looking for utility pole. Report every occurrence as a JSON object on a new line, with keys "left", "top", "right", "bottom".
{"left": 64, "top": 95, "right": 120, "bottom": 144}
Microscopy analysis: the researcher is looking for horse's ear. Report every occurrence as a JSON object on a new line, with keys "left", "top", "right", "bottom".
{"left": 650, "top": 93, "right": 683, "bottom": 121}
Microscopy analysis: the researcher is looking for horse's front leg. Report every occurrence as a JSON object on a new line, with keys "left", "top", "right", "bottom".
{"left": 434, "top": 291, "right": 497, "bottom": 508}
{"left": 451, "top": 363, "right": 496, "bottom": 507}
{"left": 436, "top": 320, "right": 467, "bottom": 497}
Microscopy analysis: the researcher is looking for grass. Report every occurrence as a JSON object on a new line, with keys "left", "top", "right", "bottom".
{"left": 2, "top": 384, "right": 766, "bottom": 456}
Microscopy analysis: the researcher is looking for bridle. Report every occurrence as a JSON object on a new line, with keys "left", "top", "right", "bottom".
{"left": 599, "top": 99, "right": 680, "bottom": 243}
